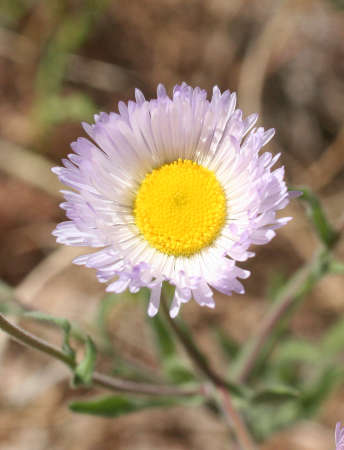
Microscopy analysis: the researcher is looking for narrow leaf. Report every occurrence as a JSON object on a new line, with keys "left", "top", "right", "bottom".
{"left": 252, "top": 385, "right": 299, "bottom": 404}
{"left": 24, "top": 310, "right": 75, "bottom": 359}
{"left": 298, "top": 187, "right": 339, "bottom": 248}
{"left": 70, "top": 395, "right": 181, "bottom": 417}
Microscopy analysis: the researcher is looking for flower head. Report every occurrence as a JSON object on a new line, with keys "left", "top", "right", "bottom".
{"left": 336, "top": 423, "right": 344, "bottom": 450}
{"left": 53, "top": 83, "right": 297, "bottom": 317}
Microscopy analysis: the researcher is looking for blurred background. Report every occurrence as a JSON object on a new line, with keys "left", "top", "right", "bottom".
{"left": 0, "top": 0, "right": 343, "bottom": 449}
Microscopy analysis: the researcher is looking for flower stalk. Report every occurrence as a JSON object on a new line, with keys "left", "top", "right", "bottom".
{"left": 161, "top": 289, "right": 256, "bottom": 450}
{"left": 0, "top": 313, "right": 200, "bottom": 397}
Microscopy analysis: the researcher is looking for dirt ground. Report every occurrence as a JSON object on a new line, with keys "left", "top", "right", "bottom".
{"left": 0, "top": 0, "right": 344, "bottom": 448}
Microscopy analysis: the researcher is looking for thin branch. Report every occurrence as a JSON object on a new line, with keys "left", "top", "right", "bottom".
{"left": 0, "top": 313, "right": 200, "bottom": 398}
{"left": 92, "top": 371, "right": 199, "bottom": 397}
{"left": 161, "top": 294, "right": 256, "bottom": 450}
{"left": 0, "top": 312, "right": 74, "bottom": 367}
{"left": 161, "top": 293, "right": 228, "bottom": 389}
{"left": 219, "top": 387, "right": 257, "bottom": 450}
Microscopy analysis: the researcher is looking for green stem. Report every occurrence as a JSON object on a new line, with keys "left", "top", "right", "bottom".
{"left": 161, "top": 290, "right": 231, "bottom": 389}
{"left": 219, "top": 386, "right": 256, "bottom": 450}
{"left": 0, "top": 313, "right": 200, "bottom": 398}
{"left": 233, "top": 248, "right": 331, "bottom": 383}
{"left": 161, "top": 289, "right": 256, "bottom": 450}
{"left": 0, "top": 312, "right": 74, "bottom": 367}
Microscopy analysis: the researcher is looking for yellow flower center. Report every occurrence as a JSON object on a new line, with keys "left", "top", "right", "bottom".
{"left": 134, "top": 159, "right": 226, "bottom": 256}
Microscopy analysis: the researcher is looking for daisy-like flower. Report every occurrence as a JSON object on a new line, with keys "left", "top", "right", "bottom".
{"left": 53, "top": 83, "right": 297, "bottom": 318}
{"left": 336, "top": 423, "right": 344, "bottom": 450}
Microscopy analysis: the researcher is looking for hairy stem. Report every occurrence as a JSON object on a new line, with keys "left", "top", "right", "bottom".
{"left": 0, "top": 312, "right": 74, "bottom": 367}
{"left": 161, "top": 294, "right": 228, "bottom": 388}
{"left": 161, "top": 292, "right": 256, "bottom": 450}
{"left": 0, "top": 313, "right": 200, "bottom": 397}
{"left": 219, "top": 387, "right": 256, "bottom": 450}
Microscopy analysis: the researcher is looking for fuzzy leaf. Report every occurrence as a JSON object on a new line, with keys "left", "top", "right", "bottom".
{"left": 24, "top": 310, "right": 76, "bottom": 360}
{"left": 298, "top": 187, "right": 339, "bottom": 248}
{"left": 70, "top": 395, "right": 181, "bottom": 417}
{"left": 252, "top": 385, "right": 299, "bottom": 404}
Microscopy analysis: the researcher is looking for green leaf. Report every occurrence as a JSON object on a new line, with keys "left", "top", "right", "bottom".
{"left": 298, "top": 187, "right": 339, "bottom": 248}
{"left": 24, "top": 310, "right": 76, "bottom": 360}
{"left": 163, "top": 358, "right": 196, "bottom": 384}
{"left": 69, "top": 395, "right": 184, "bottom": 417}
{"left": 73, "top": 336, "right": 97, "bottom": 386}
{"left": 252, "top": 385, "right": 299, "bottom": 404}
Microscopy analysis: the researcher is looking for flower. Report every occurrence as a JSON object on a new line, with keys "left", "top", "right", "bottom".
{"left": 53, "top": 83, "right": 297, "bottom": 317}
{"left": 336, "top": 423, "right": 344, "bottom": 450}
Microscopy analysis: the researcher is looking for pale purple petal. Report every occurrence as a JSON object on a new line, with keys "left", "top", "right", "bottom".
{"left": 335, "top": 423, "right": 344, "bottom": 450}
{"left": 52, "top": 83, "right": 297, "bottom": 317}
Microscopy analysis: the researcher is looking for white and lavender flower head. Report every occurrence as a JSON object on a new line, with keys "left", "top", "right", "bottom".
{"left": 336, "top": 423, "right": 344, "bottom": 450}
{"left": 53, "top": 83, "right": 297, "bottom": 317}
